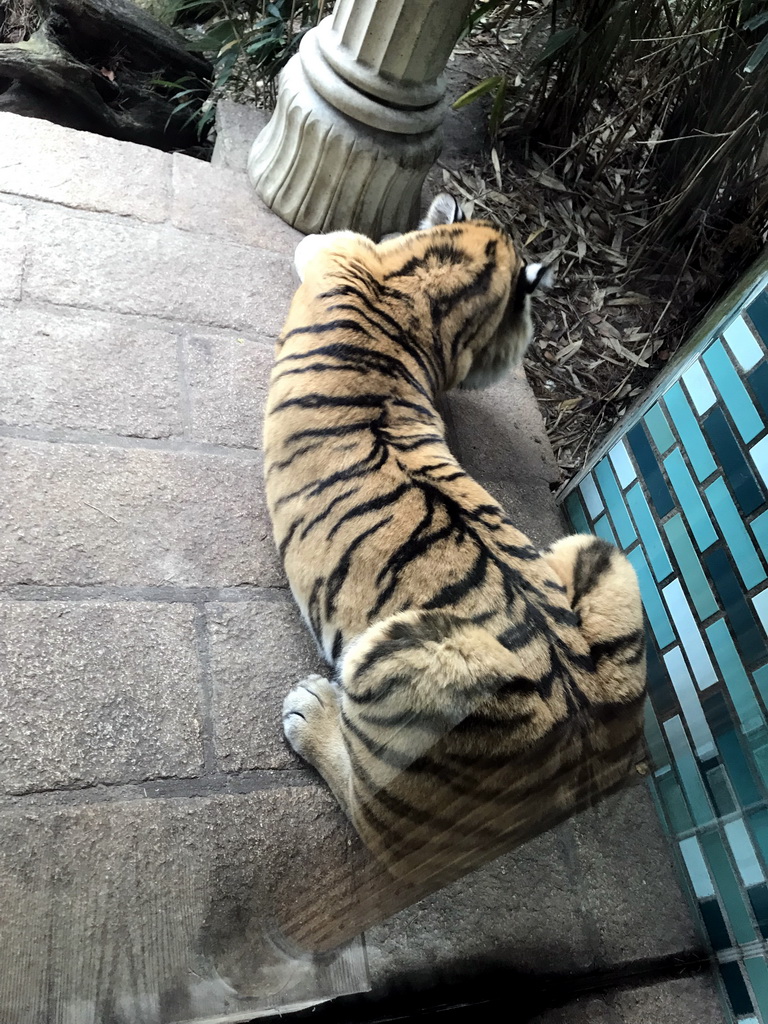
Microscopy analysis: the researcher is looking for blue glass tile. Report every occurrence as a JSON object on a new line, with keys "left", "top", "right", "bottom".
{"left": 703, "top": 407, "right": 765, "bottom": 516}
{"left": 679, "top": 835, "right": 715, "bottom": 896}
{"left": 646, "top": 637, "right": 677, "bottom": 717}
{"left": 664, "top": 716, "right": 714, "bottom": 825}
{"left": 594, "top": 459, "right": 636, "bottom": 548}
{"left": 744, "top": 955, "right": 768, "bottom": 1015}
{"left": 720, "top": 961, "right": 755, "bottom": 1018}
{"left": 748, "top": 809, "right": 768, "bottom": 872}
{"left": 704, "top": 548, "right": 767, "bottom": 666}
{"left": 664, "top": 449, "right": 718, "bottom": 550}
{"left": 626, "top": 483, "right": 672, "bottom": 580}
{"left": 593, "top": 514, "right": 617, "bottom": 546}
{"left": 645, "top": 700, "right": 671, "bottom": 771}
{"left": 564, "top": 491, "right": 590, "bottom": 534}
{"left": 579, "top": 473, "right": 604, "bottom": 519}
{"left": 702, "top": 830, "right": 757, "bottom": 945}
{"left": 644, "top": 403, "right": 675, "bottom": 453}
{"left": 682, "top": 360, "right": 717, "bottom": 414}
{"left": 750, "top": 435, "right": 768, "bottom": 491}
{"left": 626, "top": 423, "right": 675, "bottom": 517}
{"left": 663, "top": 514, "right": 719, "bottom": 620}
{"left": 707, "top": 619, "right": 765, "bottom": 735}
{"left": 663, "top": 647, "right": 716, "bottom": 758}
{"left": 704, "top": 691, "right": 763, "bottom": 806}
{"left": 748, "top": 363, "right": 768, "bottom": 422}
{"left": 655, "top": 770, "right": 694, "bottom": 832}
{"left": 608, "top": 439, "right": 636, "bottom": 487}
{"left": 662, "top": 580, "right": 717, "bottom": 688}
{"left": 705, "top": 477, "right": 767, "bottom": 590}
{"left": 702, "top": 340, "right": 764, "bottom": 443}
{"left": 753, "top": 665, "right": 768, "bottom": 714}
{"left": 699, "top": 897, "right": 731, "bottom": 951}
{"left": 663, "top": 382, "right": 718, "bottom": 482}
{"left": 724, "top": 315, "right": 764, "bottom": 371}
{"left": 752, "top": 588, "right": 768, "bottom": 638}
{"left": 725, "top": 818, "right": 765, "bottom": 886}
{"left": 751, "top": 511, "right": 768, "bottom": 568}
{"left": 627, "top": 548, "right": 675, "bottom": 648}
{"left": 747, "top": 289, "right": 768, "bottom": 344}
{"left": 707, "top": 764, "right": 737, "bottom": 816}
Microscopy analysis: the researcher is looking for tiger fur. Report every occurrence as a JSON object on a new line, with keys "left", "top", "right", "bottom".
{"left": 263, "top": 194, "right": 647, "bottom": 874}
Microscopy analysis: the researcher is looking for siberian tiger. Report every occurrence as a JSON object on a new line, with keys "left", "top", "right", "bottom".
{"left": 263, "top": 194, "right": 647, "bottom": 882}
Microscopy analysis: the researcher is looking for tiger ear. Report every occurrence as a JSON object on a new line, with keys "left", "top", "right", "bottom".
{"left": 522, "top": 262, "right": 555, "bottom": 293}
{"left": 418, "top": 192, "right": 466, "bottom": 229}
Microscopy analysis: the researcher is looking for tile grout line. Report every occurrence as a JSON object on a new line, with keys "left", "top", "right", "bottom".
{"left": 0, "top": 583, "right": 291, "bottom": 603}
{"left": 0, "top": 767, "right": 316, "bottom": 811}
{"left": 193, "top": 603, "right": 217, "bottom": 774}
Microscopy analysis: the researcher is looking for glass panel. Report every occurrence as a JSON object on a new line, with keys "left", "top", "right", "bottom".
{"left": 707, "top": 619, "right": 765, "bottom": 735}
{"left": 626, "top": 423, "right": 676, "bottom": 517}
{"left": 644, "top": 403, "right": 675, "bottom": 454}
{"left": 564, "top": 491, "right": 590, "bottom": 534}
{"left": 626, "top": 483, "right": 673, "bottom": 580}
{"left": 701, "top": 831, "right": 756, "bottom": 945}
{"left": 719, "top": 961, "right": 755, "bottom": 1018}
{"left": 679, "top": 836, "right": 715, "bottom": 897}
{"left": 703, "top": 407, "right": 764, "bottom": 516}
{"left": 608, "top": 439, "right": 636, "bottom": 487}
{"left": 662, "top": 581, "right": 717, "bottom": 689}
{"left": 723, "top": 316, "right": 763, "bottom": 371}
{"left": 663, "top": 382, "right": 717, "bottom": 482}
{"left": 594, "top": 459, "right": 636, "bottom": 548}
{"left": 744, "top": 956, "right": 768, "bottom": 1018}
{"left": 664, "top": 716, "right": 715, "bottom": 826}
{"left": 627, "top": 548, "right": 675, "bottom": 648}
{"left": 705, "top": 477, "right": 767, "bottom": 590}
{"left": 682, "top": 360, "right": 717, "bottom": 414}
{"left": 664, "top": 449, "right": 718, "bottom": 550}
{"left": 663, "top": 647, "right": 716, "bottom": 758}
{"left": 579, "top": 473, "right": 604, "bottom": 519}
{"left": 654, "top": 772, "right": 694, "bottom": 834}
{"left": 725, "top": 818, "right": 766, "bottom": 886}
{"left": 664, "top": 514, "right": 719, "bottom": 620}
{"left": 702, "top": 340, "right": 763, "bottom": 443}
{"left": 704, "top": 549, "right": 766, "bottom": 666}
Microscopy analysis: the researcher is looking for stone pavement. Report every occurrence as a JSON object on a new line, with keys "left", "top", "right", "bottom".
{"left": 0, "top": 108, "right": 722, "bottom": 1023}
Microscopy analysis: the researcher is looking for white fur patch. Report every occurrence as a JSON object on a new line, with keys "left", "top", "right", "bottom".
{"left": 419, "top": 193, "right": 464, "bottom": 229}
{"left": 293, "top": 230, "right": 359, "bottom": 282}
{"left": 524, "top": 263, "right": 555, "bottom": 291}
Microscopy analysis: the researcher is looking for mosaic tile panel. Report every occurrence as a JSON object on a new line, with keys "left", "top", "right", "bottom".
{"left": 561, "top": 280, "right": 768, "bottom": 1024}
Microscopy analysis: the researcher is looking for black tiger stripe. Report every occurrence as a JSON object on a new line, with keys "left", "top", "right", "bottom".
{"left": 327, "top": 482, "right": 412, "bottom": 540}
{"left": 589, "top": 629, "right": 645, "bottom": 666}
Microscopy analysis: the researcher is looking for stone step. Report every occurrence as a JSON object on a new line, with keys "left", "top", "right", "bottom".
{"left": 0, "top": 109, "right": 712, "bottom": 1024}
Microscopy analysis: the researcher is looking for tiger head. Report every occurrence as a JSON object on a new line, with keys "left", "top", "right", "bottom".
{"left": 291, "top": 193, "right": 552, "bottom": 392}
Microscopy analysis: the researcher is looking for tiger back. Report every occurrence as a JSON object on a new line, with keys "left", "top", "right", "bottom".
{"left": 263, "top": 195, "right": 647, "bottom": 885}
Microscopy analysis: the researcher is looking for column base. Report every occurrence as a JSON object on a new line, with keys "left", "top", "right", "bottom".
{"left": 247, "top": 50, "right": 443, "bottom": 239}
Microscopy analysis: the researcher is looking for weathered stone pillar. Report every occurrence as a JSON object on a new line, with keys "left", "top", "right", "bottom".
{"left": 247, "top": 0, "right": 474, "bottom": 239}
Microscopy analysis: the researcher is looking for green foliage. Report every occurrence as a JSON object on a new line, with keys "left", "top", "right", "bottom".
{"left": 162, "top": 0, "right": 327, "bottom": 138}
{"left": 459, "top": 0, "right": 768, "bottom": 271}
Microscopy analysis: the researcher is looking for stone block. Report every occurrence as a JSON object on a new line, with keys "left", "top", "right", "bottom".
{"left": 0, "top": 438, "right": 282, "bottom": 588}
{"left": 444, "top": 367, "right": 560, "bottom": 486}
{"left": 0, "top": 304, "right": 183, "bottom": 437}
{"left": 609, "top": 975, "right": 725, "bottom": 1024}
{"left": 0, "top": 112, "right": 171, "bottom": 221}
{"left": 207, "top": 596, "right": 325, "bottom": 771}
{"left": 212, "top": 99, "right": 269, "bottom": 174}
{"left": 478, "top": 476, "right": 567, "bottom": 550}
{"left": 567, "top": 785, "right": 699, "bottom": 965}
{"left": 172, "top": 154, "right": 302, "bottom": 255}
{"left": 24, "top": 204, "right": 294, "bottom": 336}
{"left": 0, "top": 788, "right": 366, "bottom": 1024}
{"left": 0, "top": 601, "right": 202, "bottom": 794}
{"left": 365, "top": 826, "right": 600, "bottom": 985}
{"left": 183, "top": 328, "right": 275, "bottom": 447}
{"left": 0, "top": 201, "right": 25, "bottom": 301}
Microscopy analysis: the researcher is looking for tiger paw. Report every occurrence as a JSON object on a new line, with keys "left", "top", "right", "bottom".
{"left": 283, "top": 674, "right": 339, "bottom": 760}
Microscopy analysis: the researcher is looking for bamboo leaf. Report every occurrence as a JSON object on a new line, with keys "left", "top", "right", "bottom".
{"left": 452, "top": 75, "right": 503, "bottom": 110}
{"left": 745, "top": 33, "right": 768, "bottom": 72}
{"left": 531, "top": 26, "right": 583, "bottom": 68}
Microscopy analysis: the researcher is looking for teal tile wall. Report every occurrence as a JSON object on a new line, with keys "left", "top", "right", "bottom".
{"left": 560, "top": 281, "right": 768, "bottom": 1024}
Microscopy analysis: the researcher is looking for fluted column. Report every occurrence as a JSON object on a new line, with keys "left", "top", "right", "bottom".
{"left": 247, "top": 0, "right": 474, "bottom": 239}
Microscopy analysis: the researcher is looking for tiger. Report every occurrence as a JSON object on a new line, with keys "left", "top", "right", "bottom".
{"left": 263, "top": 193, "right": 647, "bottom": 894}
